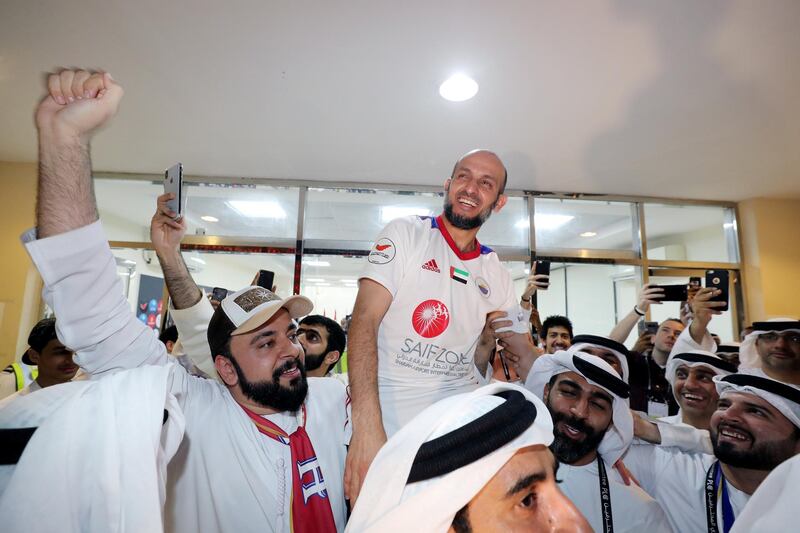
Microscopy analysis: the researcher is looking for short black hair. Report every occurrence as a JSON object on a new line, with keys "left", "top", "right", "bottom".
{"left": 451, "top": 504, "right": 472, "bottom": 533}
{"left": 542, "top": 315, "right": 574, "bottom": 340}
{"left": 27, "top": 318, "right": 58, "bottom": 353}
{"left": 159, "top": 325, "right": 179, "bottom": 345}
{"left": 299, "top": 315, "right": 347, "bottom": 374}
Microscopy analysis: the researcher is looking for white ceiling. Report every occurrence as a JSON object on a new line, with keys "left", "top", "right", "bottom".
{"left": 2, "top": 0, "right": 800, "bottom": 201}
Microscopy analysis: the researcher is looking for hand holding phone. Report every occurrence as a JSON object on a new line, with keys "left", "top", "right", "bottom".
{"left": 705, "top": 270, "right": 730, "bottom": 312}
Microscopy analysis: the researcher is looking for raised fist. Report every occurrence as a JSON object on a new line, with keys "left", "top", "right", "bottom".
{"left": 35, "top": 69, "right": 123, "bottom": 140}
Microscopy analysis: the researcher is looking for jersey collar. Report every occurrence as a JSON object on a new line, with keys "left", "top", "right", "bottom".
{"left": 435, "top": 214, "right": 482, "bottom": 260}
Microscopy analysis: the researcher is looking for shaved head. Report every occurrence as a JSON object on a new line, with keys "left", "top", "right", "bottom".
{"left": 451, "top": 150, "right": 508, "bottom": 194}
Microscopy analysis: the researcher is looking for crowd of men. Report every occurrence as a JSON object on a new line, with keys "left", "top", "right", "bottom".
{"left": 0, "top": 69, "right": 799, "bottom": 533}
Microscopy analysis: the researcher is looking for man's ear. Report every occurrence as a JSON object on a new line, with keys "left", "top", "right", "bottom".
{"left": 543, "top": 383, "right": 551, "bottom": 403}
{"left": 324, "top": 350, "right": 341, "bottom": 367}
{"left": 214, "top": 356, "right": 239, "bottom": 387}
{"left": 27, "top": 349, "right": 41, "bottom": 365}
{"left": 444, "top": 178, "right": 451, "bottom": 191}
{"left": 492, "top": 194, "right": 508, "bottom": 213}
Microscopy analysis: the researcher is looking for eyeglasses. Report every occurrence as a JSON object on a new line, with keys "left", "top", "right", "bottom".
{"left": 758, "top": 332, "right": 800, "bottom": 345}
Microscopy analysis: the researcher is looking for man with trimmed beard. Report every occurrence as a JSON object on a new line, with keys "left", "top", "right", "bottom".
{"left": 523, "top": 347, "right": 672, "bottom": 532}
{"left": 346, "top": 149, "right": 526, "bottom": 502}
{"left": 297, "top": 315, "right": 347, "bottom": 378}
{"left": 25, "top": 68, "right": 350, "bottom": 532}
{"left": 624, "top": 373, "right": 800, "bottom": 532}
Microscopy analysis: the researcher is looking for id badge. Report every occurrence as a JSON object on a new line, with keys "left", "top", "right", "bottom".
{"left": 648, "top": 400, "right": 669, "bottom": 418}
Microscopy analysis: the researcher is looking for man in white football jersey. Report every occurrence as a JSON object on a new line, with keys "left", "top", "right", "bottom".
{"left": 345, "top": 149, "right": 525, "bottom": 502}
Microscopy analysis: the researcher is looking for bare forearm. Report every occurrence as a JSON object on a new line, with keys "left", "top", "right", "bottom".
{"left": 689, "top": 317, "right": 709, "bottom": 345}
{"left": 609, "top": 309, "right": 640, "bottom": 343}
{"left": 157, "top": 249, "right": 202, "bottom": 310}
{"left": 347, "top": 316, "right": 384, "bottom": 433}
{"left": 37, "top": 133, "right": 98, "bottom": 238}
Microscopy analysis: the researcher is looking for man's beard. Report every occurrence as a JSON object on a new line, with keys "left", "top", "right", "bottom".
{"left": 711, "top": 424, "right": 798, "bottom": 470}
{"left": 547, "top": 404, "right": 608, "bottom": 464}
{"left": 303, "top": 350, "right": 327, "bottom": 372}
{"left": 231, "top": 356, "right": 308, "bottom": 412}
{"left": 443, "top": 193, "right": 497, "bottom": 230}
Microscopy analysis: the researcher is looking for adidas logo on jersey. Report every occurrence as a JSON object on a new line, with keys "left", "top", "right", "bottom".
{"left": 422, "top": 259, "right": 441, "bottom": 273}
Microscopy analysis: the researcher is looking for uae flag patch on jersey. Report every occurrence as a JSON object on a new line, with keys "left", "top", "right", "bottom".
{"left": 450, "top": 266, "right": 469, "bottom": 284}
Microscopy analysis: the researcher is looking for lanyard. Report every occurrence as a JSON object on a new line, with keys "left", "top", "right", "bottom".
{"left": 597, "top": 456, "right": 614, "bottom": 533}
{"left": 705, "top": 461, "right": 735, "bottom": 533}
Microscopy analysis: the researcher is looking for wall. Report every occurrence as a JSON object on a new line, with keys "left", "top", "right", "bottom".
{"left": 0, "top": 161, "right": 41, "bottom": 367}
{"left": 738, "top": 198, "right": 800, "bottom": 322}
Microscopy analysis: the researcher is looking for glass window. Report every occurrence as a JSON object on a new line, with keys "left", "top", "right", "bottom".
{"left": 533, "top": 262, "right": 639, "bottom": 340}
{"left": 96, "top": 178, "right": 300, "bottom": 245}
{"left": 477, "top": 196, "right": 529, "bottom": 252}
{"left": 533, "top": 199, "right": 636, "bottom": 252}
{"left": 644, "top": 204, "right": 738, "bottom": 263}
{"left": 304, "top": 188, "right": 443, "bottom": 251}
{"left": 299, "top": 254, "right": 363, "bottom": 321}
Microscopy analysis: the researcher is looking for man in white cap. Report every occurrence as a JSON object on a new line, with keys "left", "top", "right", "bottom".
{"left": 346, "top": 382, "right": 592, "bottom": 533}
{"left": 623, "top": 373, "right": 800, "bottom": 532}
{"left": 661, "top": 350, "right": 737, "bottom": 429}
{"left": 25, "top": 68, "right": 351, "bottom": 533}
{"left": 739, "top": 319, "right": 800, "bottom": 384}
{"left": 523, "top": 347, "right": 672, "bottom": 532}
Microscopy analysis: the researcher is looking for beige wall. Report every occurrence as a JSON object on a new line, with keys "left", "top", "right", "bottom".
{"left": 738, "top": 197, "right": 800, "bottom": 323}
{"left": 0, "top": 161, "right": 41, "bottom": 368}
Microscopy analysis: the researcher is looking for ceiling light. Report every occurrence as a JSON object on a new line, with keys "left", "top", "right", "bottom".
{"left": 314, "top": 282, "right": 331, "bottom": 286}
{"left": 534, "top": 214, "right": 574, "bottom": 230}
{"left": 723, "top": 222, "right": 735, "bottom": 229}
{"left": 381, "top": 206, "right": 432, "bottom": 223}
{"left": 340, "top": 279, "right": 357, "bottom": 283}
{"left": 227, "top": 200, "right": 287, "bottom": 219}
{"left": 515, "top": 219, "right": 530, "bottom": 229}
{"left": 200, "top": 215, "right": 219, "bottom": 222}
{"left": 188, "top": 256, "right": 206, "bottom": 265}
{"left": 305, "top": 278, "right": 325, "bottom": 282}
{"left": 524, "top": 268, "right": 530, "bottom": 275}
{"left": 439, "top": 74, "right": 479, "bottom": 102}
{"left": 580, "top": 231, "right": 597, "bottom": 237}
{"left": 303, "top": 259, "right": 330, "bottom": 267}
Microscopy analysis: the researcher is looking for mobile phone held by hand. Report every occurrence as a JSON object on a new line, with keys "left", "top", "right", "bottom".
{"left": 652, "top": 284, "right": 688, "bottom": 302}
{"left": 534, "top": 259, "right": 551, "bottom": 278}
{"left": 211, "top": 287, "right": 229, "bottom": 302}
{"left": 164, "top": 162, "right": 184, "bottom": 219}
{"left": 256, "top": 270, "right": 275, "bottom": 291}
{"left": 705, "top": 270, "right": 730, "bottom": 312}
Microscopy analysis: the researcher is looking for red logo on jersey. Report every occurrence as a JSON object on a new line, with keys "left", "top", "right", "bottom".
{"left": 421, "top": 259, "right": 440, "bottom": 273}
{"left": 375, "top": 244, "right": 392, "bottom": 251}
{"left": 412, "top": 299, "right": 450, "bottom": 338}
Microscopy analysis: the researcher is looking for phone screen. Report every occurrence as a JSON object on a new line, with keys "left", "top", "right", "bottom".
{"left": 534, "top": 260, "right": 551, "bottom": 277}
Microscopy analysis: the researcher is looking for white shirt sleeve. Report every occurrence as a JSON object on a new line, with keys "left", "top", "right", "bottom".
{"left": 169, "top": 296, "right": 220, "bottom": 380}
{"left": 656, "top": 420, "right": 714, "bottom": 455}
{"left": 23, "top": 222, "right": 168, "bottom": 375}
{"left": 669, "top": 323, "right": 716, "bottom": 357}
{"left": 359, "top": 217, "right": 412, "bottom": 297}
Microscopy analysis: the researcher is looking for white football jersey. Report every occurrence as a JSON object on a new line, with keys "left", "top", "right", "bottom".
{"left": 361, "top": 215, "right": 517, "bottom": 435}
